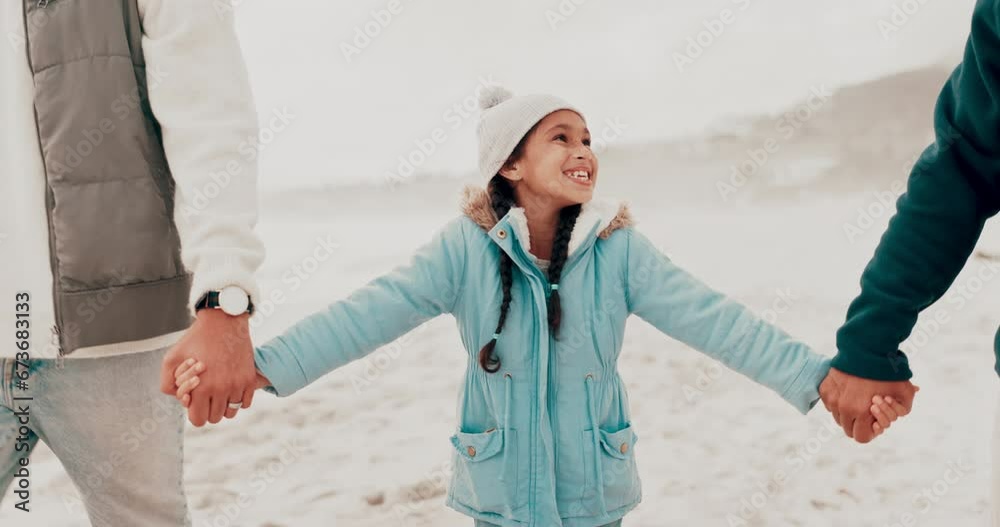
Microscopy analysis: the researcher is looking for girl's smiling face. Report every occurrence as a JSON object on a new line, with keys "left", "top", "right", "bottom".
{"left": 500, "top": 110, "right": 598, "bottom": 210}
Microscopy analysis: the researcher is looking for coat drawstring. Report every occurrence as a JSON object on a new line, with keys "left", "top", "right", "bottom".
{"left": 584, "top": 373, "right": 608, "bottom": 517}
{"left": 498, "top": 372, "right": 513, "bottom": 482}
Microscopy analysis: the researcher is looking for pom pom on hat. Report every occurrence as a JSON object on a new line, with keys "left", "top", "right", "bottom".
{"left": 478, "top": 85, "right": 514, "bottom": 111}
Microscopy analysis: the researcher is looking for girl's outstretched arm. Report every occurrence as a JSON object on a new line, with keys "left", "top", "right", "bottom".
{"left": 624, "top": 228, "right": 830, "bottom": 414}
{"left": 253, "top": 218, "right": 469, "bottom": 397}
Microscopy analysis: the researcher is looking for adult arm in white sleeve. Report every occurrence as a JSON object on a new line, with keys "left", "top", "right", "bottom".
{"left": 140, "top": 0, "right": 266, "bottom": 314}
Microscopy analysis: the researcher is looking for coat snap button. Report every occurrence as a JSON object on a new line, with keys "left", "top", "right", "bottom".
{"left": 467, "top": 446, "right": 476, "bottom": 457}
{"left": 620, "top": 442, "right": 629, "bottom": 454}
{"left": 497, "top": 229, "right": 507, "bottom": 239}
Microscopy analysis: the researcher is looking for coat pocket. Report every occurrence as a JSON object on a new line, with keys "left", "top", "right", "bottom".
{"left": 583, "top": 423, "right": 641, "bottom": 513}
{"left": 448, "top": 428, "right": 527, "bottom": 520}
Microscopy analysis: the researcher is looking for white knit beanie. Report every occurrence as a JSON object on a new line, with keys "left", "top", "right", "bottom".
{"left": 476, "top": 86, "right": 582, "bottom": 180}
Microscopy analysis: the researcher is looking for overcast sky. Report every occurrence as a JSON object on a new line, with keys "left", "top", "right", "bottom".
{"left": 228, "top": 0, "right": 977, "bottom": 190}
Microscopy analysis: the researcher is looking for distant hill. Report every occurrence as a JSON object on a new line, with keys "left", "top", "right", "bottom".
{"left": 595, "top": 65, "right": 956, "bottom": 204}
{"left": 266, "top": 65, "right": 959, "bottom": 210}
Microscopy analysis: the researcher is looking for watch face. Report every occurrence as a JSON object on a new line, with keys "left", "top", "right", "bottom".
{"left": 219, "top": 286, "right": 250, "bottom": 316}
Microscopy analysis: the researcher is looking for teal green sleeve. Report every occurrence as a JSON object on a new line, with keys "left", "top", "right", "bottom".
{"left": 625, "top": 229, "right": 830, "bottom": 414}
{"left": 834, "top": 0, "right": 1000, "bottom": 381}
{"left": 253, "top": 218, "right": 467, "bottom": 396}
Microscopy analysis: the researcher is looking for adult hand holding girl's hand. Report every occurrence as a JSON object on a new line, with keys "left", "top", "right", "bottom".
{"left": 173, "top": 358, "right": 271, "bottom": 416}
{"left": 160, "top": 309, "right": 259, "bottom": 426}
{"left": 819, "top": 367, "right": 919, "bottom": 442}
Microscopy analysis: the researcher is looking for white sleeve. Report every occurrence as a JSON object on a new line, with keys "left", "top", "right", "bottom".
{"left": 139, "top": 0, "right": 265, "bottom": 315}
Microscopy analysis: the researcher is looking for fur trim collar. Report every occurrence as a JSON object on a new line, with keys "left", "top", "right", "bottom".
{"left": 460, "top": 185, "right": 634, "bottom": 257}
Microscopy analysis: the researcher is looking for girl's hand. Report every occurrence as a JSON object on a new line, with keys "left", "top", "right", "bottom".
{"left": 173, "top": 359, "right": 272, "bottom": 408}
{"left": 173, "top": 358, "right": 204, "bottom": 408}
{"left": 870, "top": 394, "right": 911, "bottom": 436}
{"left": 254, "top": 369, "right": 271, "bottom": 390}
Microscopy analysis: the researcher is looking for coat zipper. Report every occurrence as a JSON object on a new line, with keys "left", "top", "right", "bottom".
{"left": 532, "top": 282, "right": 547, "bottom": 526}
{"left": 22, "top": 1, "right": 65, "bottom": 367}
{"left": 509, "top": 239, "right": 567, "bottom": 526}
{"left": 527, "top": 273, "right": 552, "bottom": 526}
{"left": 539, "top": 271, "right": 560, "bottom": 520}
{"left": 507, "top": 227, "right": 602, "bottom": 524}
{"left": 507, "top": 243, "right": 543, "bottom": 525}
{"left": 506, "top": 245, "right": 542, "bottom": 525}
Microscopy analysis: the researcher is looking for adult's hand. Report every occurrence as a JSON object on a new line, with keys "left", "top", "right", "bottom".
{"left": 160, "top": 309, "right": 257, "bottom": 426}
{"left": 819, "top": 367, "right": 920, "bottom": 443}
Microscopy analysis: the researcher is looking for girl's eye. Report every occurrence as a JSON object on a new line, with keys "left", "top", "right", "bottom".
{"left": 554, "top": 134, "right": 567, "bottom": 142}
{"left": 583, "top": 138, "right": 592, "bottom": 146}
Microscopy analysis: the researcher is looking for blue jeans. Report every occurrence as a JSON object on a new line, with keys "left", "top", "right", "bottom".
{"left": 475, "top": 521, "right": 623, "bottom": 527}
{"left": 0, "top": 347, "right": 190, "bottom": 525}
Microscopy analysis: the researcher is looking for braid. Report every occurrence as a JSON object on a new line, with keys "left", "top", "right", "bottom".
{"left": 479, "top": 175, "right": 517, "bottom": 373}
{"left": 546, "top": 204, "right": 581, "bottom": 340}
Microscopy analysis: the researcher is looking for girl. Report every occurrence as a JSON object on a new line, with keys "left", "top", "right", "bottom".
{"left": 172, "top": 87, "right": 908, "bottom": 527}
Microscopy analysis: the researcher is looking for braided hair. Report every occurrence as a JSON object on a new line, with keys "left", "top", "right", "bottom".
{"left": 477, "top": 173, "right": 582, "bottom": 373}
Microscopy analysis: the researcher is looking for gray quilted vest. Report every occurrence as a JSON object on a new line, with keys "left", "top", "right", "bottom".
{"left": 22, "top": 0, "right": 193, "bottom": 356}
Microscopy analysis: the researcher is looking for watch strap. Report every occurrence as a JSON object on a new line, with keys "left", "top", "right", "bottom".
{"left": 195, "top": 291, "right": 220, "bottom": 312}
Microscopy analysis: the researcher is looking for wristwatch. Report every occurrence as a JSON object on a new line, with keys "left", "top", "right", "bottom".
{"left": 195, "top": 286, "right": 254, "bottom": 316}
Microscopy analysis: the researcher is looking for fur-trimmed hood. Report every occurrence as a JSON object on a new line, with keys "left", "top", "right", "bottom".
{"left": 460, "top": 185, "right": 634, "bottom": 258}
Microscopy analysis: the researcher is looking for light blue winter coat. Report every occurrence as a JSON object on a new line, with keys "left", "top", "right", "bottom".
{"left": 253, "top": 186, "right": 832, "bottom": 527}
